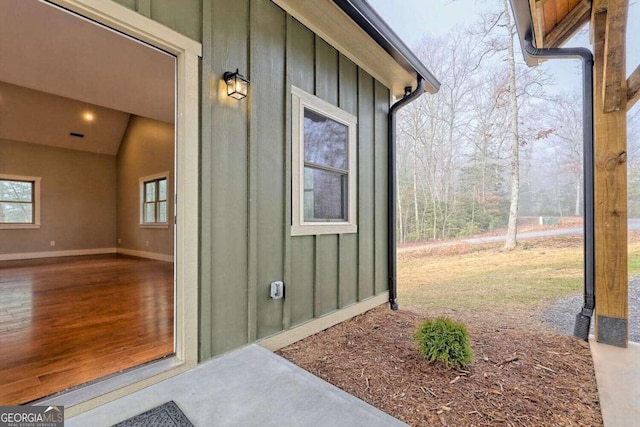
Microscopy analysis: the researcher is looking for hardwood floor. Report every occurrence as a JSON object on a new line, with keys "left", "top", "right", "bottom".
{"left": 0, "top": 254, "right": 174, "bottom": 405}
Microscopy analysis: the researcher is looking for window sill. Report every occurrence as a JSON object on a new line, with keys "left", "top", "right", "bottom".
{"left": 0, "top": 224, "right": 40, "bottom": 230}
{"left": 139, "top": 223, "right": 170, "bottom": 229}
{"left": 291, "top": 223, "right": 357, "bottom": 236}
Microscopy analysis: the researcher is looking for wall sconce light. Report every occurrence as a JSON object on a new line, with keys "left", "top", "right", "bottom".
{"left": 224, "top": 69, "right": 250, "bottom": 100}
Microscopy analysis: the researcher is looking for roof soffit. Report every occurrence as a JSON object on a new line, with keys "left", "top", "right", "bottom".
{"left": 270, "top": 0, "right": 423, "bottom": 98}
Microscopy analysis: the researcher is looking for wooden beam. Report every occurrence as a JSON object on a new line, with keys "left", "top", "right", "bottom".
{"left": 602, "top": 0, "right": 628, "bottom": 113}
{"left": 628, "top": 65, "right": 640, "bottom": 110}
{"left": 591, "top": 0, "right": 609, "bottom": 44}
{"left": 593, "top": 0, "right": 610, "bottom": 13}
{"left": 593, "top": 9, "right": 629, "bottom": 347}
{"left": 543, "top": 0, "right": 591, "bottom": 48}
{"left": 529, "top": 0, "right": 546, "bottom": 48}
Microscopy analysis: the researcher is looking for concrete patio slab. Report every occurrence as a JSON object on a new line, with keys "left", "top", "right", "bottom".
{"left": 66, "top": 344, "right": 407, "bottom": 427}
{"left": 590, "top": 338, "right": 640, "bottom": 427}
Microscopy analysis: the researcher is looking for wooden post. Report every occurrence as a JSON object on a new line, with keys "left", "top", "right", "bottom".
{"left": 592, "top": 3, "right": 629, "bottom": 347}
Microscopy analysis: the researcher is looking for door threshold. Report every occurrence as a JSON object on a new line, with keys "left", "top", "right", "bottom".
{"left": 35, "top": 356, "right": 186, "bottom": 411}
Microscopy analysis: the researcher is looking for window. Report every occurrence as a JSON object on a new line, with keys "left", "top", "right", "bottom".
{"left": 291, "top": 87, "right": 357, "bottom": 235}
{"left": 0, "top": 174, "right": 41, "bottom": 229}
{"left": 140, "top": 173, "right": 169, "bottom": 227}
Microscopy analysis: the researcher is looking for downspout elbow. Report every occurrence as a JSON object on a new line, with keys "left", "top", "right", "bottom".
{"left": 388, "top": 76, "right": 426, "bottom": 310}
{"left": 523, "top": 36, "right": 593, "bottom": 64}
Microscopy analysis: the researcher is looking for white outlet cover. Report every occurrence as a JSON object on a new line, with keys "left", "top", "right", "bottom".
{"left": 270, "top": 281, "right": 284, "bottom": 299}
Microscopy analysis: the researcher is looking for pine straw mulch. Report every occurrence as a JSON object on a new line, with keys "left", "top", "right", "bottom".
{"left": 277, "top": 306, "right": 602, "bottom": 427}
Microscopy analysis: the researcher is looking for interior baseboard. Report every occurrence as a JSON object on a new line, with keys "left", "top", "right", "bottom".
{"left": 259, "top": 292, "right": 389, "bottom": 351}
{"left": 0, "top": 248, "right": 116, "bottom": 261}
{"left": 117, "top": 248, "right": 174, "bottom": 262}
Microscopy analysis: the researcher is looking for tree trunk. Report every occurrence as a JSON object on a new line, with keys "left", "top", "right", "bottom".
{"left": 397, "top": 176, "right": 404, "bottom": 243}
{"left": 412, "top": 145, "right": 420, "bottom": 240}
{"left": 504, "top": 0, "right": 520, "bottom": 250}
{"left": 432, "top": 197, "right": 437, "bottom": 240}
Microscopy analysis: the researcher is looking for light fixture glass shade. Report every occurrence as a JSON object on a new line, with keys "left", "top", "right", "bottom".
{"left": 224, "top": 69, "right": 249, "bottom": 100}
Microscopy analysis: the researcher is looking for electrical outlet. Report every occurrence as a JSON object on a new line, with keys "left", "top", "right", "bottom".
{"left": 146, "top": 241, "right": 149, "bottom": 247}
{"left": 117, "top": 238, "right": 121, "bottom": 244}
{"left": 50, "top": 240, "right": 55, "bottom": 247}
{"left": 270, "top": 281, "right": 284, "bottom": 299}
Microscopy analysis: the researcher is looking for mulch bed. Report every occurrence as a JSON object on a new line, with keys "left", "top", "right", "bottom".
{"left": 277, "top": 306, "right": 602, "bottom": 426}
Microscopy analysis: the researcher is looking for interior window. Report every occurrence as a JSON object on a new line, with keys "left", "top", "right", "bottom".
{"left": 141, "top": 175, "right": 169, "bottom": 225}
{"left": 0, "top": 175, "right": 40, "bottom": 228}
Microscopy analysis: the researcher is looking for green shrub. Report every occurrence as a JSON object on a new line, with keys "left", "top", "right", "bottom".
{"left": 413, "top": 317, "right": 473, "bottom": 369}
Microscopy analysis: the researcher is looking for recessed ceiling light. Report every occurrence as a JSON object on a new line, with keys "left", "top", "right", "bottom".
{"left": 83, "top": 112, "right": 95, "bottom": 122}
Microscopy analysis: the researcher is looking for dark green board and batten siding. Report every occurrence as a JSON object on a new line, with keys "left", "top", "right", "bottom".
{"left": 199, "top": 0, "right": 390, "bottom": 359}
{"left": 118, "top": 0, "right": 390, "bottom": 359}
{"left": 111, "top": 0, "right": 202, "bottom": 42}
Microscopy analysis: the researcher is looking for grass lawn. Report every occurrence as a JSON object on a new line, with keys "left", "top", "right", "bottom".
{"left": 398, "top": 233, "right": 640, "bottom": 314}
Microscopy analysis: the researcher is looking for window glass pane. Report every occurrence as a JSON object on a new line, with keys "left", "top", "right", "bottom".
{"left": 303, "top": 108, "right": 347, "bottom": 170}
{"left": 145, "top": 182, "right": 156, "bottom": 202}
{"left": 159, "top": 179, "right": 167, "bottom": 201}
{"left": 159, "top": 201, "right": 167, "bottom": 223}
{"left": 0, "top": 202, "right": 33, "bottom": 223}
{"left": 303, "top": 168, "right": 314, "bottom": 220}
{"left": 0, "top": 180, "right": 32, "bottom": 202}
{"left": 144, "top": 203, "right": 156, "bottom": 223}
{"left": 303, "top": 167, "right": 346, "bottom": 221}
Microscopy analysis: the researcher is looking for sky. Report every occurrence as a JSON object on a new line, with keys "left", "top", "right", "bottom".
{"left": 368, "top": 0, "right": 640, "bottom": 97}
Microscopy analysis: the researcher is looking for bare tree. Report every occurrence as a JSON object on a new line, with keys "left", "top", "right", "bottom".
{"left": 392, "top": 2, "right": 555, "bottom": 244}
{"left": 502, "top": 0, "right": 520, "bottom": 249}
{"left": 545, "top": 91, "right": 584, "bottom": 216}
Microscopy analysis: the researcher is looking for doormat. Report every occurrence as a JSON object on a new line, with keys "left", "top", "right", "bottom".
{"left": 111, "top": 401, "right": 194, "bottom": 427}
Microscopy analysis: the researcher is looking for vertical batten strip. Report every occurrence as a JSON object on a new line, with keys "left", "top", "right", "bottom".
{"left": 205, "top": 0, "right": 250, "bottom": 357}
{"left": 252, "top": 0, "right": 286, "bottom": 339}
{"left": 287, "top": 18, "right": 315, "bottom": 327}
{"left": 357, "top": 69, "right": 375, "bottom": 301}
{"left": 313, "top": 36, "right": 340, "bottom": 315}
{"left": 338, "top": 53, "right": 359, "bottom": 308}
{"left": 335, "top": 52, "right": 342, "bottom": 310}
{"left": 373, "top": 80, "right": 389, "bottom": 296}
{"left": 313, "top": 235, "right": 320, "bottom": 317}
{"left": 247, "top": 0, "right": 258, "bottom": 343}
{"left": 282, "top": 15, "right": 292, "bottom": 331}
{"left": 136, "top": 0, "right": 151, "bottom": 17}
{"left": 338, "top": 235, "right": 344, "bottom": 308}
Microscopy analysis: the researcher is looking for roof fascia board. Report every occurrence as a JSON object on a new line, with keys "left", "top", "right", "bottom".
{"left": 509, "top": 0, "right": 540, "bottom": 66}
{"left": 270, "top": 0, "right": 439, "bottom": 96}
{"left": 331, "top": 0, "right": 440, "bottom": 93}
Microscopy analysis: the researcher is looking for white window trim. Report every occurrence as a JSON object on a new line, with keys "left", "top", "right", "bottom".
{"left": 291, "top": 86, "right": 358, "bottom": 236}
{"left": 0, "top": 174, "right": 41, "bottom": 229}
{"left": 139, "top": 171, "right": 170, "bottom": 228}
{"left": 41, "top": 0, "right": 201, "bottom": 415}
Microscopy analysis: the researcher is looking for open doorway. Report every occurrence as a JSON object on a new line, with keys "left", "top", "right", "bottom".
{"left": 0, "top": 0, "right": 176, "bottom": 404}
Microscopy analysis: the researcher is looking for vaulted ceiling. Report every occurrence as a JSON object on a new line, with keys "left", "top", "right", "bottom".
{"left": 0, "top": 0, "right": 175, "bottom": 155}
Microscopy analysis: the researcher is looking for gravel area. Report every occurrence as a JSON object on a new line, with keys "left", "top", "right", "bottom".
{"left": 543, "top": 276, "right": 640, "bottom": 342}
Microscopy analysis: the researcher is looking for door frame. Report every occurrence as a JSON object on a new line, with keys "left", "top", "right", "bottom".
{"left": 42, "top": 0, "right": 201, "bottom": 414}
